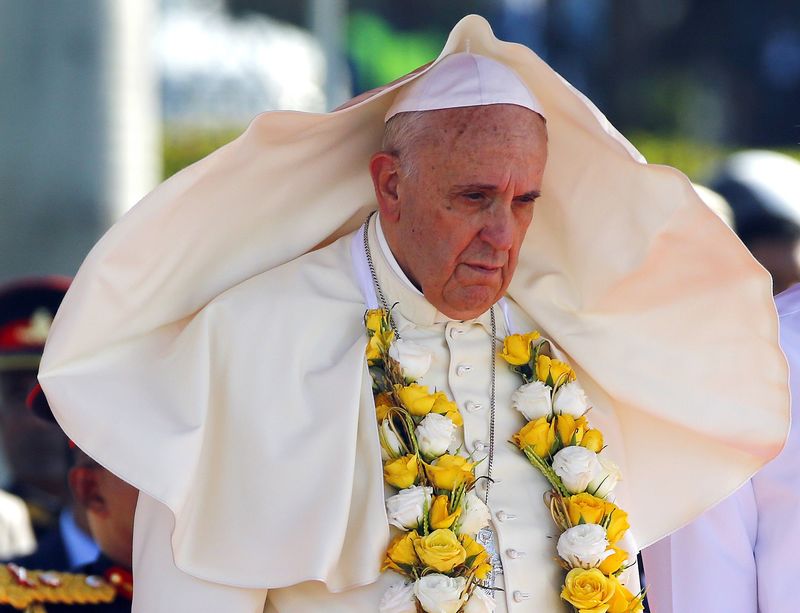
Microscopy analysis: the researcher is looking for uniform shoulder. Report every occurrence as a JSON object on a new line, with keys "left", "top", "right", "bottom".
{"left": 0, "top": 564, "right": 116, "bottom": 610}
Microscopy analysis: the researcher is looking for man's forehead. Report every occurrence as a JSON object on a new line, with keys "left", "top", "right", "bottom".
{"left": 411, "top": 105, "right": 547, "bottom": 154}
{"left": 424, "top": 103, "right": 544, "bottom": 128}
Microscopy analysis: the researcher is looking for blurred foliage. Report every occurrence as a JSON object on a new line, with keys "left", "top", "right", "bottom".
{"left": 627, "top": 132, "right": 731, "bottom": 181}
{"left": 163, "top": 126, "right": 800, "bottom": 184}
{"left": 162, "top": 127, "right": 242, "bottom": 179}
{"left": 347, "top": 11, "right": 443, "bottom": 91}
{"left": 629, "top": 132, "right": 800, "bottom": 181}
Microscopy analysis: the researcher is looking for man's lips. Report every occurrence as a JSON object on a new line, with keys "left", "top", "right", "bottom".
{"left": 463, "top": 262, "right": 503, "bottom": 275}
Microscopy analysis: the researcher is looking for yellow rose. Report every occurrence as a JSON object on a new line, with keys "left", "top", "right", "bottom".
{"left": 366, "top": 329, "right": 394, "bottom": 362}
{"left": 581, "top": 429, "right": 604, "bottom": 453}
{"left": 561, "top": 568, "right": 616, "bottom": 611}
{"left": 430, "top": 495, "right": 462, "bottom": 529}
{"left": 555, "top": 414, "right": 588, "bottom": 447}
{"left": 366, "top": 335, "right": 382, "bottom": 362}
{"left": 606, "top": 576, "right": 639, "bottom": 613}
{"left": 365, "top": 310, "right": 393, "bottom": 362}
{"left": 603, "top": 503, "right": 630, "bottom": 545}
{"left": 382, "top": 531, "right": 419, "bottom": 573}
{"left": 460, "top": 534, "right": 491, "bottom": 579}
{"left": 396, "top": 384, "right": 438, "bottom": 417}
{"left": 413, "top": 529, "right": 466, "bottom": 573}
{"left": 384, "top": 455, "right": 419, "bottom": 489}
{"left": 566, "top": 492, "right": 607, "bottom": 526}
{"left": 431, "top": 393, "right": 463, "bottom": 427}
{"left": 500, "top": 331, "right": 541, "bottom": 366}
{"left": 598, "top": 546, "right": 628, "bottom": 576}
{"left": 425, "top": 455, "right": 476, "bottom": 491}
{"left": 512, "top": 416, "right": 556, "bottom": 458}
{"left": 375, "top": 392, "right": 393, "bottom": 421}
{"left": 365, "top": 309, "right": 384, "bottom": 334}
{"left": 536, "top": 354, "right": 576, "bottom": 386}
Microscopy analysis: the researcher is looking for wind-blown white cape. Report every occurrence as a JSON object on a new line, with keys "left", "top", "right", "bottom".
{"left": 39, "top": 15, "right": 788, "bottom": 592}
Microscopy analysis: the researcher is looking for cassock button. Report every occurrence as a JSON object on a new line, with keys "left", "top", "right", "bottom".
{"left": 456, "top": 364, "right": 473, "bottom": 376}
{"left": 513, "top": 591, "right": 531, "bottom": 603}
{"left": 449, "top": 327, "right": 464, "bottom": 340}
{"left": 506, "top": 548, "right": 526, "bottom": 559}
{"left": 496, "top": 510, "right": 517, "bottom": 522}
{"left": 465, "top": 401, "right": 482, "bottom": 412}
{"left": 473, "top": 440, "right": 486, "bottom": 452}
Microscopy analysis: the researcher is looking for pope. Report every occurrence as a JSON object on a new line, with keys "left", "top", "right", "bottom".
{"left": 36, "top": 15, "right": 788, "bottom": 613}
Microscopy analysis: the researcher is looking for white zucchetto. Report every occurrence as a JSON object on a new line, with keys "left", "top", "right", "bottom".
{"left": 385, "top": 52, "right": 545, "bottom": 122}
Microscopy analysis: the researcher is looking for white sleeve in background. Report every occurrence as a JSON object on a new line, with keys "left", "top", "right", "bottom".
{"left": 641, "top": 486, "right": 758, "bottom": 613}
{"left": 132, "top": 493, "right": 268, "bottom": 613}
{"left": 643, "top": 286, "right": 800, "bottom": 613}
{"left": 751, "top": 294, "right": 800, "bottom": 612}
{"left": 0, "top": 489, "right": 35, "bottom": 559}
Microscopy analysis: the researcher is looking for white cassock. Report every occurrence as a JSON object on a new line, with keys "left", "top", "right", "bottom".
{"left": 36, "top": 15, "right": 788, "bottom": 613}
{"left": 643, "top": 283, "right": 800, "bottom": 613}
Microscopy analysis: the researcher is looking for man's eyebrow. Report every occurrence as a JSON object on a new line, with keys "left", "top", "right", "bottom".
{"left": 452, "top": 184, "right": 541, "bottom": 199}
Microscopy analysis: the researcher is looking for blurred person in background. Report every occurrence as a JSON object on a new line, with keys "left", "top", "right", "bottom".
{"left": 0, "top": 278, "right": 76, "bottom": 559}
{"left": 0, "top": 387, "right": 136, "bottom": 612}
{"left": 643, "top": 282, "right": 800, "bottom": 613}
{"left": 7, "top": 389, "right": 99, "bottom": 571}
{"left": 712, "top": 150, "right": 800, "bottom": 295}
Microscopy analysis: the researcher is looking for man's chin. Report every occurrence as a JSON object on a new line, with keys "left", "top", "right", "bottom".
{"left": 435, "top": 285, "right": 503, "bottom": 321}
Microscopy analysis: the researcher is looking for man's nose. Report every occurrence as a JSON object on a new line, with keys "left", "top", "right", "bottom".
{"left": 479, "top": 204, "right": 515, "bottom": 251}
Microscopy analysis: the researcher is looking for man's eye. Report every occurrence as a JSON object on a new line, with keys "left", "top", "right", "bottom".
{"left": 514, "top": 195, "right": 536, "bottom": 205}
{"left": 464, "top": 192, "right": 485, "bottom": 201}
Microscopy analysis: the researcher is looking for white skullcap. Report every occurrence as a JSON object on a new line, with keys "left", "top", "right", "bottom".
{"left": 385, "top": 52, "right": 545, "bottom": 122}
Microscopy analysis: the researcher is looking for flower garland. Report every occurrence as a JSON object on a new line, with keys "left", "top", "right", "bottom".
{"left": 500, "top": 332, "right": 646, "bottom": 613}
{"left": 365, "top": 309, "right": 496, "bottom": 613}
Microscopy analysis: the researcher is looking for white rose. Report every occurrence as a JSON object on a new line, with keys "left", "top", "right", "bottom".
{"left": 386, "top": 485, "right": 433, "bottom": 530}
{"left": 414, "top": 574, "right": 466, "bottom": 613}
{"left": 380, "top": 419, "right": 405, "bottom": 460}
{"left": 510, "top": 381, "right": 552, "bottom": 420}
{"left": 556, "top": 523, "right": 613, "bottom": 569}
{"left": 587, "top": 456, "right": 622, "bottom": 500}
{"left": 415, "top": 413, "right": 456, "bottom": 459}
{"left": 552, "top": 446, "right": 602, "bottom": 494}
{"left": 389, "top": 339, "right": 433, "bottom": 380}
{"left": 463, "top": 588, "right": 496, "bottom": 613}
{"left": 379, "top": 582, "right": 417, "bottom": 613}
{"left": 458, "top": 492, "right": 491, "bottom": 537}
{"left": 552, "top": 381, "right": 590, "bottom": 417}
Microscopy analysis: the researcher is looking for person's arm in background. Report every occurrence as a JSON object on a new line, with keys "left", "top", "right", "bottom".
{"left": 643, "top": 285, "right": 800, "bottom": 613}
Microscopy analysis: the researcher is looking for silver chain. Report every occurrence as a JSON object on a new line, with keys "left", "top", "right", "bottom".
{"left": 484, "top": 307, "right": 497, "bottom": 505}
{"left": 363, "top": 212, "right": 400, "bottom": 340}
{"left": 362, "top": 212, "right": 497, "bottom": 503}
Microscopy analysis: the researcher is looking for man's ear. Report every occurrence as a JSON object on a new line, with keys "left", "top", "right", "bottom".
{"left": 369, "top": 151, "right": 402, "bottom": 222}
{"left": 68, "top": 466, "right": 107, "bottom": 517}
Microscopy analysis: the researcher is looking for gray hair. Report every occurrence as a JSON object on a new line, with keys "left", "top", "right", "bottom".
{"left": 381, "top": 111, "right": 434, "bottom": 178}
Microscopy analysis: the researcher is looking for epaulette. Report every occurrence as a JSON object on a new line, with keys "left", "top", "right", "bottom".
{"left": 0, "top": 563, "right": 116, "bottom": 611}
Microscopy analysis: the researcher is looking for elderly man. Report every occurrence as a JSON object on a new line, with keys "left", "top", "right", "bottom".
{"left": 37, "top": 16, "right": 787, "bottom": 613}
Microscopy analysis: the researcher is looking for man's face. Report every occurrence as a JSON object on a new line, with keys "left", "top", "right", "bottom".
{"left": 71, "top": 462, "right": 139, "bottom": 569}
{"left": 380, "top": 104, "right": 547, "bottom": 320}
